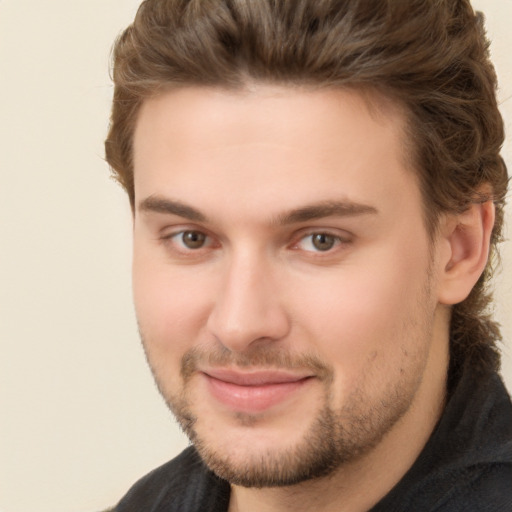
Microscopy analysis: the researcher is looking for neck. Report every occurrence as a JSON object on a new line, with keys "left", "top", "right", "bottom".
{"left": 228, "top": 310, "right": 450, "bottom": 512}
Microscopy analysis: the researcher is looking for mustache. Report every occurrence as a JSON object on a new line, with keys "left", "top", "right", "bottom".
{"left": 180, "top": 345, "right": 334, "bottom": 383}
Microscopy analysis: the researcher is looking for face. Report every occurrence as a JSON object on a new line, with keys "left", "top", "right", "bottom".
{"left": 132, "top": 85, "right": 446, "bottom": 487}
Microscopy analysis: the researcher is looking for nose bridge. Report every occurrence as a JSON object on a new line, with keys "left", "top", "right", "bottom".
{"left": 207, "top": 246, "right": 288, "bottom": 351}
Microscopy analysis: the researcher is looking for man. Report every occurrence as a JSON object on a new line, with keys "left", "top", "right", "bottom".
{"left": 106, "top": 0, "right": 512, "bottom": 510}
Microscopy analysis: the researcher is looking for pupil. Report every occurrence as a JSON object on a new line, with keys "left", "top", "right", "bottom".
{"left": 183, "top": 231, "right": 206, "bottom": 249}
{"left": 312, "top": 233, "right": 335, "bottom": 251}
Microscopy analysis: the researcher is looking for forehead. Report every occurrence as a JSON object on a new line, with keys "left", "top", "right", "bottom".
{"left": 132, "top": 85, "right": 422, "bottom": 224}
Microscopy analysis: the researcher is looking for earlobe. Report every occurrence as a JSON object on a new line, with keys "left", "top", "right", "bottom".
{"left": 437, "top": 200, "right": 495, "bottom": 305}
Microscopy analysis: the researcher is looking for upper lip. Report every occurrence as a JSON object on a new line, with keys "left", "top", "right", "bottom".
{"left": 201, "top": 368, "right": 314, "bottom": 386}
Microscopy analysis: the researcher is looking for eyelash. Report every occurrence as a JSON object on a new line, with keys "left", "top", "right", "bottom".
{"left": 159, "top": 228, "right": 352, "bottom": 257}
{"left": 160, "top": 229, "right": 217, "bottom": 252}
{"left": 290, "top": 231, "right": 350, "bottom": 253}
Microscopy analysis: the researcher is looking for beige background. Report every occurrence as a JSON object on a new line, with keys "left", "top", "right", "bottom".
{"left": 0, "top": 1, "right": 510, "bottom": 511}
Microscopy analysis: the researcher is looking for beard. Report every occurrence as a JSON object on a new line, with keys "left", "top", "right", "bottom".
{"left": 143, "top": 341, "right": 428, "bottom": 488}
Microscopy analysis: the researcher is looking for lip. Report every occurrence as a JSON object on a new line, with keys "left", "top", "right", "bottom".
{"left": 201, "top": 368, "right": 314, "bottom": 413}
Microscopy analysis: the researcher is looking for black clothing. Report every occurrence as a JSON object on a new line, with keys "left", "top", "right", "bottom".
{"left": 114, "top": 363, "right": 512, "bottom": 511}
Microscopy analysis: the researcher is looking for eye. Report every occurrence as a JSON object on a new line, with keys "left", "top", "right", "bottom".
{"left": 162, "top": 229, "right": 212, "bottom": 251}
{"left": 180, "top": 230, "right": 207, "bottom": 249}
{"left": 295, "top": 232, "right": 345, "bottom": 252}
{"left": 310, "top": 233, "right": 337, "bottom": 251}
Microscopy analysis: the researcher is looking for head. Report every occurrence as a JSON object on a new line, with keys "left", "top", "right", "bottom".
{"left": 106, "top": 0, "right": 507, "bottom": 374}
{"left": 105, "top": 0, "right": 508, "bottom": 489}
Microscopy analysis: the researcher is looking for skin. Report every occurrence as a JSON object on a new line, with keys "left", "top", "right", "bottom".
{"left": 131, "top": 85, "right": 493, "bottom": 512}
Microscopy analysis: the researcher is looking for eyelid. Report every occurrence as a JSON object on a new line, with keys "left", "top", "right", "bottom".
{"left": 159, "top": 226, "right": 219, "bottom": 254}
{"left": 156, "top": 224, "right": 353, "bottom": 257}
{"left": 289, "top": 228, "right": 353, "bottom": 253}
{"left": 159, "top": 223, "right": 209, "bottom": 240}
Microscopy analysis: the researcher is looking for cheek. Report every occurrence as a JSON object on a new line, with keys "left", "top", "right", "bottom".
{"left": 132, "top": 251, "right": 215, "bottom": 360}
{"left": 293, "top": 247, "right": 432, "bottom": 381}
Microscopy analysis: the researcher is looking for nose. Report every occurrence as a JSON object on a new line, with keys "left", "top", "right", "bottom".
{"left": 206, "top": 252, "right": 290, "bottom": 353}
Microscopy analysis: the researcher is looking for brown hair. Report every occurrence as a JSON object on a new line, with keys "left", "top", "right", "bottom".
{"left": 105, "top": 0, "right": 508, "bottom": 374}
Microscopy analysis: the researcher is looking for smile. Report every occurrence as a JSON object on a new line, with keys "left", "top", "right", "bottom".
{"left": 200, "top": 369, "right": 314, "bottom": 414}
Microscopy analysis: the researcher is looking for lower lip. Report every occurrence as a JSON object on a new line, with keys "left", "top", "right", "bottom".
{"left": 204, "top": 374, "right": 311, "bottom": 414}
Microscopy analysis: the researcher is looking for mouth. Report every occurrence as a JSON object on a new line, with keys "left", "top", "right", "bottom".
{"left": 200, "top": 368, "right": 314, "bottom": 414}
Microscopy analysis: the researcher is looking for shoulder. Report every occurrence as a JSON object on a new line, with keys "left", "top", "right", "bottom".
{"left": 372, "top": 367, "right": 512, "bottom": 511}
{"left": 432, "top": 461, "right": 512, "bottom": 511}
{"left": 113, "top": 446, "right": 230, "bottom": 512}
{"left": 416, "top": 369, "right": 512, "bottom": 511}
{"left": 374, "top": 454, "right": 512, "bottom": 512}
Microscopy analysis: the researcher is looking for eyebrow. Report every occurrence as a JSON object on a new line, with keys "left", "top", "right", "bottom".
{"left": 138, "top": 196, "right": 206, "bottom": 222}
{"left": 138, "top": 195, "right": 378, "bottom": 225}
{"left": 274, "top": 201, "right": 378, "bottom": 225}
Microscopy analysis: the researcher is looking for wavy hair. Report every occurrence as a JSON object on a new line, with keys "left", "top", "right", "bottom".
{"left": 105, "top": 0, "right": 508, "bottom": 374}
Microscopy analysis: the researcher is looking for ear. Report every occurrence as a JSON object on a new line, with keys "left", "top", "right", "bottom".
{"left": 437, "top": 200, "right": 495, "bottom": 305}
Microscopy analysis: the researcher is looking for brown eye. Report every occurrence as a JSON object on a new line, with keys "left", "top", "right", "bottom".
{"left": 312, "top": 233, "right": 336, "bottom": 251}
{"left": 182, "top": 231, "right": 207, "bottom": 249}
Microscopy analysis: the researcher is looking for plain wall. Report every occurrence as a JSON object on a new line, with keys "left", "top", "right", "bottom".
{"left": 0, "top": 1, "right": 510, "bottom": 511}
